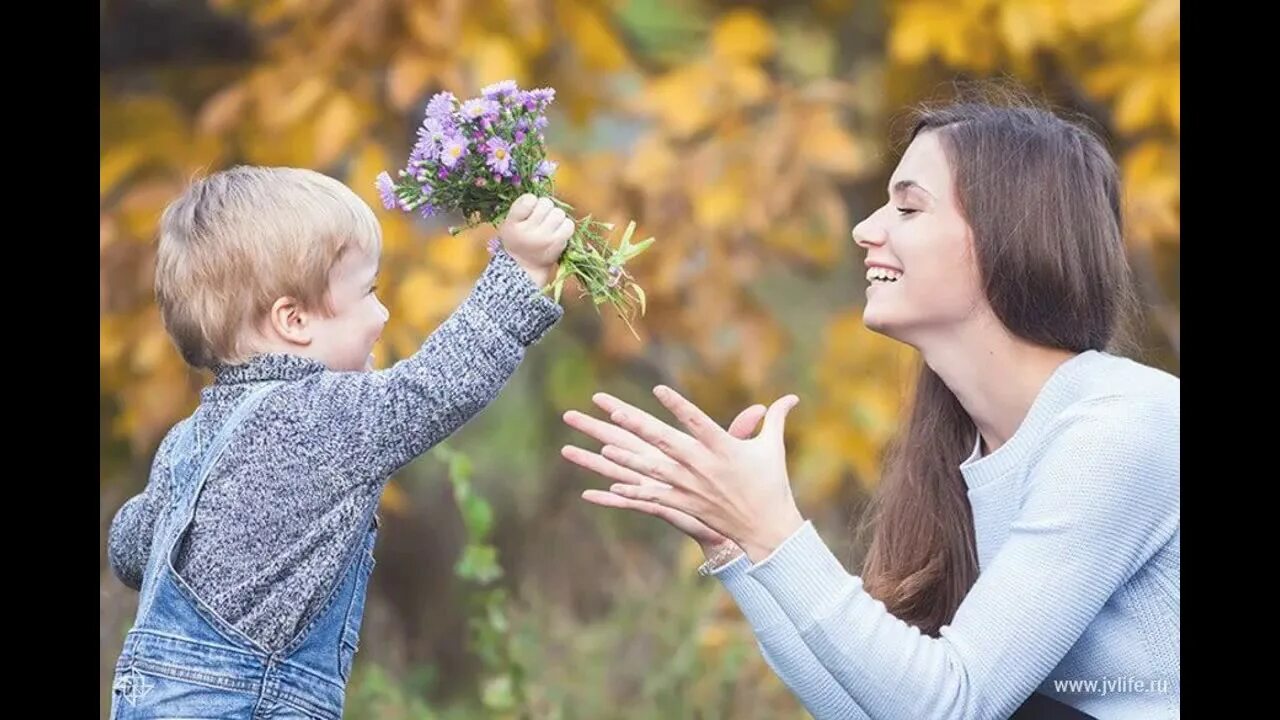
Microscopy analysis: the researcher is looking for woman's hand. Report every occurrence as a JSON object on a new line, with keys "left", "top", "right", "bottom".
{"left": 562, "top": 385, "right": 806, "bottom": 563}
{"left": 563, "top": 398, "right": 766, "bottom": 558}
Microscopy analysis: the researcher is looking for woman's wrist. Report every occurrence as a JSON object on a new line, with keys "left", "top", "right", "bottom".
{"left": 739, "top": 507, "right": 806, "bottom": 564}
{"left": 697, "top": 539, "right": 744, "bottom": 575}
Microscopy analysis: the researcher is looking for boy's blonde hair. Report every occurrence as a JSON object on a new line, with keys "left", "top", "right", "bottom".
{"left": 155, "top": 166, "right": 382, "bottom": 369}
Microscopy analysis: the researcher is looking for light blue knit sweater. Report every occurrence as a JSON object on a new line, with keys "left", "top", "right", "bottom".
{"left": 713, "top": 350, "right": 1179, "bottom": 719}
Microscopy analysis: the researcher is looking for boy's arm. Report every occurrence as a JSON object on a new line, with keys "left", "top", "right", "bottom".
{"left": 107, "top": 429, "right": 179, "bottom": 590}
{"left": 308, "top": 248, "right": 562, "bottom": 484}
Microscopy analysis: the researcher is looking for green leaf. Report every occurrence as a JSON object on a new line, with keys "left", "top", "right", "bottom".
{"left": 551, "top": 262, "right": 572, "bottom": 304}
{"left": 617, "top": 220, "right": 637, "bottom": 251}
{"left": 621, "top": 236, "right": 655, "bottom": 261}
{"left": 449, "top": 453, "right": 474, "bottom": 484}
{"left": 633, "top": 284, "right": 647, "bottom": 316}
{"left": 456, "top": 544, "right": 503, "bottom": 584}
{"left": 460, "top": 495, "right": 494, "bottom": 540}
{"left": 481, "top": 674, "right": 516, "bottom": 710}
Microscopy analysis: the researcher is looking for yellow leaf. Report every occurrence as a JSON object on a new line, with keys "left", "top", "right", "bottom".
{"left": 998, "top": 0, "right": 1062, "bottom": 57}
{"left": 561, "top": 0, "right": 630, "bottom": 71}
{"left": 118, "top": 180, "right": 180, "bottom": 241}
{"left": 100, "top": 215, "right": 116, "bottom": 253}
{"left": 889, "top": 2, "right": 981, "bottom": 68}
{"left": 426, "top": 232, "right": 484, "bottom": 280}
{"left": 243, "top": 118, "right": 320, "bottom": 168}
{"left": 263, "top": 75, "right": 330, "bottom": 129}
{"left": 406, "top": 0, "right": 454, "bottom": 51}
{"left": 100, "top": 314, "right": 129, "bottom": 367}
{"left": 711, "top": 8, "right": 776, "bottom": 63}
{"left": 197, "top": 84, "right": 249, "bottom": 135}
{"left": 395, "top": 270, "right": 464, "bottom": 331}
{"left": 622, "top": 133, "right": 677, "bottom": 189}
{"left": 101, "top": 145, "right": 145, "bottom": 199}
{"left": 726, "top": 63, "right": 771, "bottom": 106}
{"left": 1083, "top": 63, "right": 1135, "bottom": 100}
{"left": 132, "top": 323, "right": 173, "bottom": 373}
{"left": 1165, "top": 68, "right": 1179, "bottom": 132}
{"left": 388, "top": 51, "right": 438, "bottom": 111}
{"left": 314, "top": 92, "right": 363, "bottom": 167}
{"left": 645, "top": 64, "right": 717, "bottom": 138}
{"left": 1114, "top": 75, "right": 1163, "bottom": 134}
{"left": 799, "top": 109, "right": 863, "bottom": 176}
{"left": 765, "top": 223, "right": 838, "bottom": 267}
{"left": 697, "top": 621, "right": 733, "bottom": 652}
{"left": 694, "top": 175, "right": 746, "bottom": 230}
{"left": 249, "top": 0, "right": 296, "bottom": 27}
{"left": 470, "top": 34, "right": 528, "bottom": 88}
{"left": 350, "top": 142, "right": 395, "bottom": 213}
{"left": 1063, "top": 0, "right": 1143, "bottom": 32}
{"left": 378, "top": 213, "right": 413, "bottom": 255}
{"left": 380, "top": 482, "right": 410, "bottom": 515}
{"left": 1121, "top": 141, "right": 1180, "bottom": 247}
{"left": 1136, "top": 0, "right": 1180, "bottom": 56}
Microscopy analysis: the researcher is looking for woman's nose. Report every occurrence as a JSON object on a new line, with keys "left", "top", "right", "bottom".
{"left": 851, "top": 214, "right": 885, "bottom": 249}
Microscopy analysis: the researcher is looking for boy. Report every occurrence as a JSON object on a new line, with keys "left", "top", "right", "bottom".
{"left": 107, "top": 166, "right": 571, "bottom": 718}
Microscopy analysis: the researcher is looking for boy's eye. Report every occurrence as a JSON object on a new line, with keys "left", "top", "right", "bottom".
{"left": 896, "top": 207, "right": 918, "bottom": 216}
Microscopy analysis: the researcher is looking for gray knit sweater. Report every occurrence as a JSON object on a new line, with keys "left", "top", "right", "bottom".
{"left": 108, "top": 250, "right": 562, "bottom": 652}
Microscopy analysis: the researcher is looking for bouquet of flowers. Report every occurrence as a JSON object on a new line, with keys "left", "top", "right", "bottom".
{"left": 376, "top": 80, "right": 653, "bottom": 337}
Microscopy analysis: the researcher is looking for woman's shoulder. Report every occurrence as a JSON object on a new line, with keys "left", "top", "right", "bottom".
{"left": 1056, "top": 351, "right": 1179, "bottom": 422}
{"left": 1031, "top": 351, "right": 1178, "bottom": 474}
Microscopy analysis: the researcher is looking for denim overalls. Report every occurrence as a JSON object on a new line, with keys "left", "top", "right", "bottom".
{"left": 110, "top": 381, "right": 379, "bottom": 719}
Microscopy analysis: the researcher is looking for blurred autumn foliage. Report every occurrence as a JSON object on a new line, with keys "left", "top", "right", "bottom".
{"left": 100, "top": 1, "right": 1179, "bottom": 717}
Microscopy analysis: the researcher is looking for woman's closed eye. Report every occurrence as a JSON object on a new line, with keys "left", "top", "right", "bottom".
{"left": 896, "top": 207, "right": 919, "bottom": 217}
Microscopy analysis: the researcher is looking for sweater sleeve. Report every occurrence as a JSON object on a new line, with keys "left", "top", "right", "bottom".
{"left": 107, "top": 425, "right": 183, "bottom": 590}
{"left": 712, "top": 555, "right": 872, "bottom": 720}
{"left": 741, "top": 397, "right": 1179, "bottom": 720}
{"left": 300, "top": 249, "right": 562, "bottom": 486}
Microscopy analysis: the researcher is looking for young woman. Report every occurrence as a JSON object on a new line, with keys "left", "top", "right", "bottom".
{"left": 562, "top": 97, "right": 1179, "bottom": 720}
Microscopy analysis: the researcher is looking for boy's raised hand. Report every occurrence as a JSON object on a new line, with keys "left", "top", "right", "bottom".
{"left": 498, "top": 193, "right": 573, "bottom": 287}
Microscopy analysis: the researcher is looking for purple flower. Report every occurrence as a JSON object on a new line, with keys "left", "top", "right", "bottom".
{"left": 417, "top": 118, "right": 448, "bottom": 149}
{"left": 439, "top": 136, "right": 468, "bottom": 168}
{"left": 529, "top": 88, "right": 556, "bottom": 106}
{"left": 375, "top": 172, "right": 397, "bottom": 210}
{"left": 437, "top": 167, "right": 448, "bottom": 179}
{"left": 486, "top": 236, "right": 502, "bottom": 255}
{"left": 482, "top": 80, "right": 518, "bottom": 100}
{"left": 419, "top": 202, "right": 438, "bottom": 219}
{"left": 607, "top": 265, "right": 623, "bottom": 288}
{"left": 534, "top": 115, "right": 549, "bottom": 130}
{"left": 409, "top": 139, "right": 433, "bottom": 169}
{"left": 535, "top": 159, "right": 557, "bottom": 180}
{"left": 485, "top": 137, "right": 514, "bottom": 175}
{"left": 515, "top": 130, "right": 526, "bottom": 143}
{"left": 510, "top": 175, "right": 522, "bottom": 185}
{"left": 426, "top": 91, "right": 457, "bottom": 119}
{"left": 461, "top": 98, "right": 500, "bottom": 122}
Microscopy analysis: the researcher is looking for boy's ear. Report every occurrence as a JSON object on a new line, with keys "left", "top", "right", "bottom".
{"left": 267, "top": 296, "right": 313, "bottom": 347}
